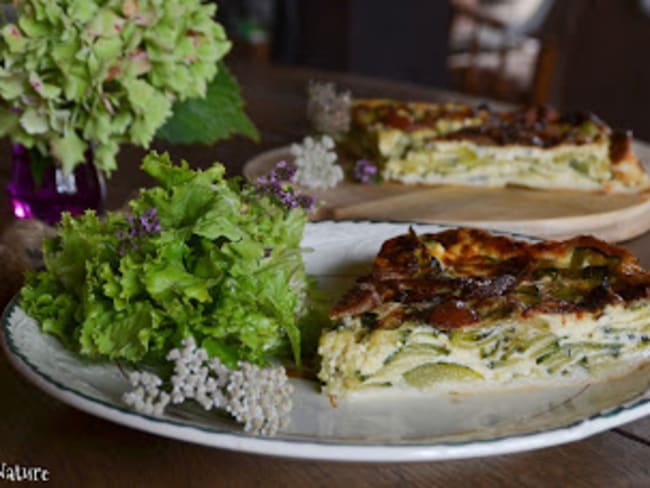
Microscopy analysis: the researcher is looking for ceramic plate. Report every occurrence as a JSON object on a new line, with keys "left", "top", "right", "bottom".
{"left": 3, "top": 221, "right": 650, "bottom": 462}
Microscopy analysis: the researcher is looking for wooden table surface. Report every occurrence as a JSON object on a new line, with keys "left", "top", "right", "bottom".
{"left": 0, "top": 60, "right": 649, "bottom": 487}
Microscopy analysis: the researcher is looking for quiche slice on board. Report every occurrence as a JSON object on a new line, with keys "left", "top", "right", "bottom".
{"left": 342, "top": 100, "right": 649, "bottom": 193}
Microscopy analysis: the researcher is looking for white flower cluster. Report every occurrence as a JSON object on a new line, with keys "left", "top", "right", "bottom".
{"left": 123, "top": 371, "right": 170, "bottom": 416}
{"left": 290, "top": 135, "right": 344, "bottom": 190}
{"left": 167, "top": 338, "right": 228, "bottom": 410}
{"left": 307, "top": 81, "right": 352, "bottom": 136}
{"left": 122, "top": 337, "right": 294, "bottom": 436}
{"left": 226, "top": 362, "right": 293, "bottom": 436}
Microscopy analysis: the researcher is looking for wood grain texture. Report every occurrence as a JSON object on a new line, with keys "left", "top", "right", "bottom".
{"left": 0, "top": 60, "right": 648, "bottom": 487}
{"left": 244, "top": 144, "right": 650, "bottom": 242}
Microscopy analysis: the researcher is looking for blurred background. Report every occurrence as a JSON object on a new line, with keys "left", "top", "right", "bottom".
{"left": 216, "top": 0, "right": 650, "bottom": 140}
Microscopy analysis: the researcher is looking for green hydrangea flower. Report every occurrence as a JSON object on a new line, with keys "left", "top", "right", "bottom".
{"left": 0, "top": 0, "right": 232, "bottom": 174}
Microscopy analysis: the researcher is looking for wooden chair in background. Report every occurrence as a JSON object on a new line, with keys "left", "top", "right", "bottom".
{"left": 448, "top": 0, "right": 557, "bottom": 105}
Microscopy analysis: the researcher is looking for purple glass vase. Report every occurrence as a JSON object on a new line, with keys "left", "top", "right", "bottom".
{"left": 6, "top": 144, "right": 106, "bottom": 225}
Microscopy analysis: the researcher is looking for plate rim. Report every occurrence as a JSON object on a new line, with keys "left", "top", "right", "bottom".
{"left": 3, "top": 220, "right": 650, "bottom": 462}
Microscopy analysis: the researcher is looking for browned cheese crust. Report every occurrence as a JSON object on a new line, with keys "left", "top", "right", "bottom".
{"left": 330, "top": 228, "right": 650, "bottom": 330}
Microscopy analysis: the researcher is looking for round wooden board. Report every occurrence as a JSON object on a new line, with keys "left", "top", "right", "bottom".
{"left": 243, "top": 143, "right": 650, "bottom": 242}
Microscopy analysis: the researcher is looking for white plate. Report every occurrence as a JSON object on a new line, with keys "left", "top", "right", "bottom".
{"left": 2, "top": 221, "right": 650, "bottom": 462}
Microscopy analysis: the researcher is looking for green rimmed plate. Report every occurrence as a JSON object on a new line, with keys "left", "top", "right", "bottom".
{"left": 2, "top": 221, "right": 650, "bottom": 462}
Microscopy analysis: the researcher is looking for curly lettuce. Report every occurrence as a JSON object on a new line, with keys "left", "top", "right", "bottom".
{"left": 21, "top": 152, "right": 315, "bottom": 366}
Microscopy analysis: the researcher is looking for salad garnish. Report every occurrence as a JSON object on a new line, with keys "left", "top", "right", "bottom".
{"left": 21, "top": 151, "right": 317, "bottom": 367}
{"left": 20, "top": 150, "right": 325, "bottom": 435}
{"left": 255, "top": 160, "right": 318, "bottom": 212}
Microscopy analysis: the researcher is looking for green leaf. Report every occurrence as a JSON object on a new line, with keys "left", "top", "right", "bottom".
{"left": 202, "top": 337, "right": 242, "bottom": 369}
{"left": 67, "top": 0, "right": 100, "bottom": 23}
{"left": 20, "top": 152, "right": 315, "bottom": 367}
{"left": 156, "top": 63, "right": 259, "bottom": 144}
{"left": 93, "top": 37, "right": 123, "bottom": 62}
{"left": 0, "top": 71, "right": 25, "bottom": 100}
{"left": 143, "top": 240, "right": 213, "bottom": 303}
{"left": 20, "top": 108, "right": 49, "bottom": 134}
{"left": 1, "top": 24, "right": 27, "bottom": 52}
{"left": 0, "top": 109, "right": 20, "bottom": 136}
{"left": 28, "top": 147, "right": 54, "bottom": 188}
{"left": 140, "top": 151, "right": 195, "bottom": 189}
{"left": 50, "top": 130, "right": 87, "bottom": 174}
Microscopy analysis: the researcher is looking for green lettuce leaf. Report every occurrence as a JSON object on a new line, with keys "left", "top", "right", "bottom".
{"left": 21, "top": 151, "right": 314, "bottom": 367}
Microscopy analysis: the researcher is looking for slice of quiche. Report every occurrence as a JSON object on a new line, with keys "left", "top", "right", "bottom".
{"left": 344, "top": 100, "right": 649, "bottom": 193}
{"left": 318, "top": 228, "right": 650, "bottom": 396}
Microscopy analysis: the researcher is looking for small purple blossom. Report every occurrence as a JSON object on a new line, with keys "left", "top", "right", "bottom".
{"left": 273, "top": 160, "right": 297, "bottom": 182}
{"left": 354, "top": 159, "right": 379, "bottom": 184}
{"left": 255, "top": 161, "right": 319, "bottom": 213}
{"left": 140, "top": 207, "right": 162, "bottom": 234}
{"left": 295, "top": 194, "right": 317, "bottom": 213}
{"left": 117, "top": 207, "right": 162, "bottom": 255}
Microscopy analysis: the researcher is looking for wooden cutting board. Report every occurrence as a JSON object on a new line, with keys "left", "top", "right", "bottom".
{"left": 243, "top": 143, "right": 650, "bottom": 242}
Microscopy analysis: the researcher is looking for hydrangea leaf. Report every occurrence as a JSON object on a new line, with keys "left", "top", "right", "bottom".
{"left": 1, "top": 24, "right": 27, "bottom": 52}
{"left": 0, "top": 71, "right": 24, "bottom": 100}
{"left": 61, "top": 70, "right": 90, "bottom": 101}
{"left": 67, "top": 0, "right": 99, "bottom": 23}
{"left": 85, "top": 9, "right": 125, "bottom": 38}
{"left": 0, "top": 109, "right": 19, "bottom": 135}
{"left": 20, "top": 108, "right": 49, "bottom": 134}
{"left": 17, "top": 16, "right": 49, "bottom": 38}
{"left": 156, "top": 63, "right": 259, "bottom": 144}
{"left": 50, "top": 130, "right": 87, "bottom": 174}
{"left": 94, "top": 140, "right": 118, "bottom": 173}
{"left": 93, "top": 37, "right": 124, "bottom": 62}
{"left": 83, "top": 107, "right": 112, "bottom": 143}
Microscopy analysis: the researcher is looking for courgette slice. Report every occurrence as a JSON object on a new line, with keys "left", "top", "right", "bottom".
{"left": 403, "top": 362, "right": 483, "bottom": 388}
{"left": 367, "top": 343, "right": 450, "bottom": 385}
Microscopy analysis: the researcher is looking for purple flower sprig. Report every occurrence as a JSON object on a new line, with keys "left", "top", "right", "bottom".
{"left": 116, "top": 207, "right": 162, "bottom": 255}
{"left": 255, "top": 161, "right": 318, "bottom": 213}
{"left": 134, "top": 207, "right": 162, "bottom": 235}
{"left": 354, "top": 159, "right": 379, "bottom": 184}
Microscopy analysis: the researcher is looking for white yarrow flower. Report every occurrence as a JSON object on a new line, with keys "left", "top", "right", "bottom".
{"left": 290, "top": 135, "right": 344, "bottom": 189}
{"left": 123, "top": 336, "right": 294, "bottom": 436}
{"left": 307, "top": 81, "right": 352, "bottom": 136}
{"left": 122, "top": 370, "right": 169, "bottom": 417}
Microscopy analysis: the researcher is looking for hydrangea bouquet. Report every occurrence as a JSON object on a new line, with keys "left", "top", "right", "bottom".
{"left": 0, "top": 0, "right": 257, "bottom": 176}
